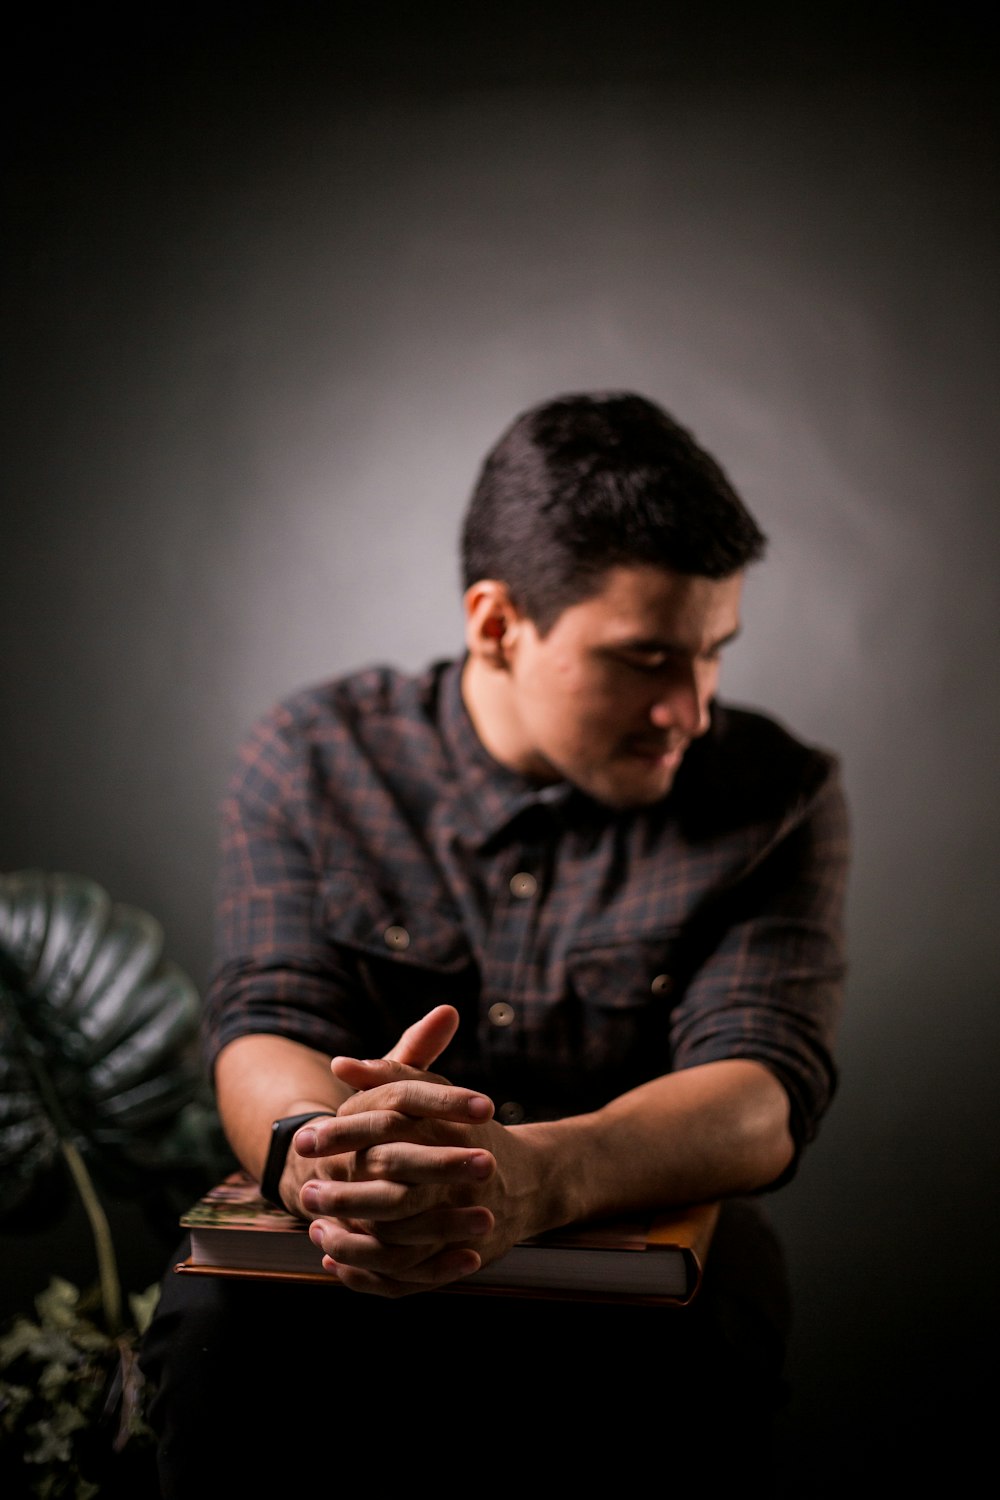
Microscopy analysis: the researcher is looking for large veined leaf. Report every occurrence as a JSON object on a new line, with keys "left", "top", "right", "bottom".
{"left": 0, "top": 870, "right": 228, "bottom": 1220}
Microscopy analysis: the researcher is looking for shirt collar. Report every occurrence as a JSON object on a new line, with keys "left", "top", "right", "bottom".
{"left": 437, "top": 658, "right": 576, "bottom": 845}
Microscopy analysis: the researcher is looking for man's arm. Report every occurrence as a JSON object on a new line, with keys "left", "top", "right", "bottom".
{"left": 213, "top": 1032, "right": 354, "bottom": 1189}
{"left": 214, "top": 1006, "right": 497, "bottom": 1254}
{"left": 295, "top": 1039, "right": 793, "bottom": 1297}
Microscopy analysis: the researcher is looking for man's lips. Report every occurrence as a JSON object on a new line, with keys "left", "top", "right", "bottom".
{"left": 623, "top": 737, "right": 687, "bottom": 763}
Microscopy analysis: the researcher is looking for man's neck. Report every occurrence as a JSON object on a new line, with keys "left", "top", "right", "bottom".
{"left": 460, "top": 655, "right": 557, "bottom": 782}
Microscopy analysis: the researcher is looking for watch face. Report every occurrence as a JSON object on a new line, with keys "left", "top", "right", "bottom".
{"left": 262, "top": 1113, "right": 334, "bottom": 1207}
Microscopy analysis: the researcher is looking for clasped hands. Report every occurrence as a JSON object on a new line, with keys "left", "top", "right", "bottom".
{"left": 289, "top": 1005, "right": 545, "bottom": 1298}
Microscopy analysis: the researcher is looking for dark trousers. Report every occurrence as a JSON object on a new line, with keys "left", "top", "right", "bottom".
{"left": 140, "top": 1200, "right": 790, "bottom": 1494}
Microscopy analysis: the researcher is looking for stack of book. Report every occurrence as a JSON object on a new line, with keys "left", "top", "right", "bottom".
{"left": 176, "top": 1171, "right": 719, "bottom": 1306}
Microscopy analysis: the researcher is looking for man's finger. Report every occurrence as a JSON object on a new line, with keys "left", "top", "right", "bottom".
{"left": 304, "top": 1177, "right": 494, "bottom": 1237}
{"left": 295, "top": 1108, "right": 479, "bottom": 1162}
{"left": 332, "top": 1055, "right": 449, "bottom": 1097}
{"left": 305, "top": 1140, "right": 496, "bottom": 1185}
{"left": 319, "top": 1254, "right": 481, "bottom": 1299}
{"left": 296, "top": 1084, "right": 493, "bottom": 1154}
{"left": 385, "top": 1004, "right": 460, "bottom": 1070}
{"left": 309, "top": 1219, "right": 482, "bottom": 1295}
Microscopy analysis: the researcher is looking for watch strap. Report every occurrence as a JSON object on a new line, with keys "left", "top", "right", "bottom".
{"left": 260, "top": 1111, "right": 335, "bottom": 1209}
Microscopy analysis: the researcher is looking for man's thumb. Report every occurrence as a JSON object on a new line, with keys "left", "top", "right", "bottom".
{"left": 385, "top": 1004, "right": 460, "bottom": 1071}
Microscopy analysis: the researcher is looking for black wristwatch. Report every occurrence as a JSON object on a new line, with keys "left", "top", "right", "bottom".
{"left": 260, "top": 1111, "right": 336, "bottom": 1209}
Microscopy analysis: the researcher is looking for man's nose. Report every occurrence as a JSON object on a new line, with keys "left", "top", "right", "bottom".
{"left": 649, "top": 665, "right": 712, "bottom": 739}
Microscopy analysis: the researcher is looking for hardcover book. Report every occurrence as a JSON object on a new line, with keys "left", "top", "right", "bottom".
{"left": 176, "top": 1171, "right": 719, "bottom": 1305}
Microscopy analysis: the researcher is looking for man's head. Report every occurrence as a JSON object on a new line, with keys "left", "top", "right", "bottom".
{"left": 460, "top": 392, "right": 765, "bottom": 808}
{"left": 461, "top": 391, "right": 766, "bottom": 635}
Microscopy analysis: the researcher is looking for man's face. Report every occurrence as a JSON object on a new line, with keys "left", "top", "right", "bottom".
{"left": 494, "top": 564, "right": 744, "bottom": 808}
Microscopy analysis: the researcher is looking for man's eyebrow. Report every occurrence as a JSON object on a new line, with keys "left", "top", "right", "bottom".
{"left": 609, "top": 625, "right": 743, "bottom": 655}
{"left": 706, "top": 625, "right": 742, "bottom": 653}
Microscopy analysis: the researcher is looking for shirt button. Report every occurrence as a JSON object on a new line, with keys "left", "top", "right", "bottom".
{"left": 650, "top": 973, "right": 672, "bottom": 995}
{"left": 509, "top": 871, "right": 537, "bottom": 899}
{"left": 488, "top": 1002, "right": 515, "bottom": 1028}
{"left": 497, "top": 1101, "right": 526, "bottom": 1124}
{"left": 383, "top": 925, "right": 410, "bottom": 951}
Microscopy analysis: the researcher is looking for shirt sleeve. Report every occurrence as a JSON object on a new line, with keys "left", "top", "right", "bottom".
{"left": 202, "top": 703, "right": 379, "bottom": 1074}
{"left": 668, "top": 755, "right": 849, "bottom": 1185}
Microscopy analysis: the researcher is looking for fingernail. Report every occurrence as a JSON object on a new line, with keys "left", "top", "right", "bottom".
{"left": 469, "top": 1211, "right": 491, "bottom": 1236}
{"left": 309, "top": 1221, "right": 324, "bottom": 1245}
{"left": 302, "top": 1183, "right": 319, "bottom": 1211}
{"left": 295, "top": 1128, "right": 317, "bottom": 1153}
{"left": 466, "top": 1153, "right": 492, "bottom": 1179}
{"left": 447, "top": 1250, "right": 481, "bottom": 1275}
{"left": 467, "top": 1096, "right": 492, "bottom": 1119}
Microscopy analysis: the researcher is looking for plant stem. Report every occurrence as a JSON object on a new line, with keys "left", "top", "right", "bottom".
{"left": 59, "top": 1137, "right": 123, "bottom": 1336}
{"left": 0, "top": 975, "right": 125, "bottom": 1337}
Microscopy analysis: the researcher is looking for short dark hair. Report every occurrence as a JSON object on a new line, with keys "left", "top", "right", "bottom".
{"left": 461, "top": 391, "right": 767, "bottom": 633}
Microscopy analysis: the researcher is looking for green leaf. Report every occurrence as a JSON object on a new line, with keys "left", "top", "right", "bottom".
{"left": 0, "top": 871, "right": 225, "bottom": 1213}
{"left": 25, "top": 1400, "right": 88, "bottom": 1464}
{"left": 128, "top": 1284, "right": 161, "bottom": 1337}
{"left": 35, "top": 1278, "right": 83, "bottom": 1330}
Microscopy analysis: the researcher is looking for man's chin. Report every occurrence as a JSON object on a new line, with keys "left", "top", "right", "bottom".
{"left": 583, "top": 757, "right": 682, "bottom": 810}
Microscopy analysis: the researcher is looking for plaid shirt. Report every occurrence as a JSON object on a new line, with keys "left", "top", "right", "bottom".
{"left": 206, "top": 659, "right": 848, "bottom": 1172}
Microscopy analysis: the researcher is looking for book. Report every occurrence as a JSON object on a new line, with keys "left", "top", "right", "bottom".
{"left": 176, "top": 1171, "right": 719, "bottom": 1305}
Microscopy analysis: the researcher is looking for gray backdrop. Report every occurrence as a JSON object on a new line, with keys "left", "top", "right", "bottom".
{"left": 3, "top": 5, "right": 997, "bottom": 1486}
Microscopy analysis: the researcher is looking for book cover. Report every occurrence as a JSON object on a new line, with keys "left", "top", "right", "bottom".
{"left": 177, "top": 1172, "right": 719, "bottom": 1305}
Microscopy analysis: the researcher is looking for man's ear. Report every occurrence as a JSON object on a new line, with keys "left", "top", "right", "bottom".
{"left": 463, "top": 580, "right": 524, "bottom": 667}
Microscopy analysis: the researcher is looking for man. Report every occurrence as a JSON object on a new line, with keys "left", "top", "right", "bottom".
{"left": 143, "top": 392, "right": 847, "bottom": 1486}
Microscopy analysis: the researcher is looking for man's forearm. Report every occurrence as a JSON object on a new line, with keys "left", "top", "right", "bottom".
{"left": 212, "top": 1008, "right": 469, "bottom": 1215}
{"left": 214, "top": 1032, "right": 352, "bottom": 1186}
{"left": 301, "top": 1050, "right": 796, "bottom": 1298}
{"left": 514, "top": 1057, "right": 795, "bottom": 1232}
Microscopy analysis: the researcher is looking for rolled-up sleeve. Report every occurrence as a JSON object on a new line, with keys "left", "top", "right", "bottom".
{"left": 668, "top": 760, "right": 849, "bottom": 1181}
{"left": 203, "top": 706, "right": 375, "bottom": 1072}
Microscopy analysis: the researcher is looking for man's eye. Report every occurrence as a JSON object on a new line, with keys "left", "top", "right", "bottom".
{"left": 615, "top": 653, "right": 669, "bottom": 674}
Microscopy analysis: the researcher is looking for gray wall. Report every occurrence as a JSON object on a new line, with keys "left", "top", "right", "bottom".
{"left": 4, "top": 5, "right": 997, "bottom": 1485}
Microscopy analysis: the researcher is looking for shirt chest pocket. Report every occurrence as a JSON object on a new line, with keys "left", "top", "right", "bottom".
{"left": 563, "top": 936, "right": 680, "bottom": 1089}
{"left": 319, "top": 870, "right": 478, "bottom": 1037}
